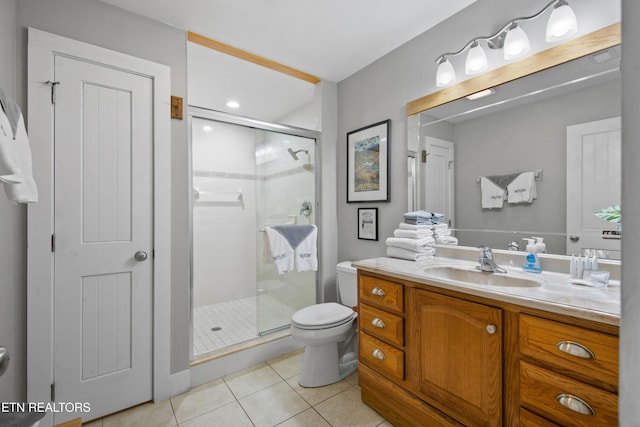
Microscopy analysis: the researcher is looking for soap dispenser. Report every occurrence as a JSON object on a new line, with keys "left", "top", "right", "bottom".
{"left": 533, "top": 237, "right": 546, "bottom": 254}
{"left": 522, "top": 238, "right": 542, "bottom": 273}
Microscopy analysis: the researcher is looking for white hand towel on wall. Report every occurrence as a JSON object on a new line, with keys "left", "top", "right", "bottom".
{"left": 507, "top": 171, "right": 537, "bottom": 204}
{"left": 0, "top": 91, "right": 38, "bottom": 203}
{"left": 264, "top": 227, "right": 295, "bottom": 274}
{"left": 480, "top": 177, "right": 504, "bottom": 209}
{"left": 293, "top": 224, "right": 317, "bottom": 273}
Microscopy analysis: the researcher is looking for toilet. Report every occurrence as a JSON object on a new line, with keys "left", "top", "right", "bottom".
{"left": 290, "top": 261, "right": 358, "bottom": 387}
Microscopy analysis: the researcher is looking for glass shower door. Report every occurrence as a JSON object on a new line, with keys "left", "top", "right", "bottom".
{"left": 255, "top": 129, "right": 317, "bottom": 335}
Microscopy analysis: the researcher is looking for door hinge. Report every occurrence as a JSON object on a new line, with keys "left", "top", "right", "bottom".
{"left": 448, "top": 160, "right": 453, "bottom": 170}
{"left": 51, "top": 234, "right": 55, "bottom": 252}
{"left": 421, "top": 150, "right": 428, "bottom": 163}
{"left": 45, "top": 81, "right": 60, "bottom": 104}
{"left": 50, "top": 382, "right": 55, "bottom": 401}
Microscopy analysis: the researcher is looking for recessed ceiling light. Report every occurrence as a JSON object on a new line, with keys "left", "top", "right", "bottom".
{"left": 202, "top": 125, "right": 213, "bottom": 133}
{"left": 466, "top": 88, "right": 496, "bottom": 101}
{"left": 226, "top": 100, "right": 240, "bottom": 109}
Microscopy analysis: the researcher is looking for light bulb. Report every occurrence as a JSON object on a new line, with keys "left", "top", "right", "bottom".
{"left": 436, "top": 58, "right": 456, "bottom": 87}
{"left": 504, "top": 24, "right": 530, "bottom": 60}
{"left": 465, "top": 43, "right": 488, "bottom": 75}
{"left": 546, "top": 3, "right": 577, "bottom": 42}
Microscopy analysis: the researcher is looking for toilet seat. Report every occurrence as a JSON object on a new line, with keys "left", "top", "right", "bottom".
{"left": 291, "top": 302, "right": 356, "bottom": 330}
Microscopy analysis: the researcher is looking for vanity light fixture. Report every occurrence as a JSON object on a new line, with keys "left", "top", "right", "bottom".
{"left": 433, "top": 0, "right": 578, "bottom": 86}
{"left": 436, "top": 57, "right": 456, "bottom": 87}
{"left": 503, "top": 23, "right": 531, "bottom": 60}
{"left": 546, "top": 1, "right": 578, "bottom": 42}
{"left": 465, "top": 41, "right": 488, "bottom": 74}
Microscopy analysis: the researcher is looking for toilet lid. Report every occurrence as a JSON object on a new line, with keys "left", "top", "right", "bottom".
{"left": 292, "top": 302, "right": 355, "bottom": 329}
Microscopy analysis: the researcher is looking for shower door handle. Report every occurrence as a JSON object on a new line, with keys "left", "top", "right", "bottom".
{"left": 135, "top": 251, "right": 148, "bottom": 262}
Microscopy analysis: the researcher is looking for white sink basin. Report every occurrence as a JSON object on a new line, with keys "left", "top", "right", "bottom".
{"left": 424, "top": 266, "right": 541, "bottom": 288}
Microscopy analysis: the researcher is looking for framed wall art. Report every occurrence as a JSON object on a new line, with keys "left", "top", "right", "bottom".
{"left": 357, "top": 207, "right": 378, "bottom": 241}
{"left": 347, "top": 119, "right": 390, "bottom": 203}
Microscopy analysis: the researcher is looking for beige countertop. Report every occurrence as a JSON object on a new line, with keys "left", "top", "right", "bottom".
{"left": 353, "top": 256, "right": 620, "bottom": 326}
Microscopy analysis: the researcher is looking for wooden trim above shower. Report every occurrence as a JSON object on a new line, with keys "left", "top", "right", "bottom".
{"left": 406, "top": 22, "right": 621, "bottom": 116}
{"left": 187, "top": 31, "right": 322, "bottom": 85}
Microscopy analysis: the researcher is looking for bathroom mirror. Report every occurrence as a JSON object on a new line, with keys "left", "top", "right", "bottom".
{"left": 407, "top": 26, "right": 621, "bottom": 257}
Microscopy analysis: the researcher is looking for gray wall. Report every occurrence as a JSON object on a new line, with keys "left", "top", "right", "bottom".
{"left": 620, "top": 1, "right": 640, "bottom": 424}
{"left": 449, "top": 79, "right": 620, "bottom": 254}
{"left": 11, "top": 0, "right": 191, "bottom": 384}
{"left": 0, "top": 0, "right": 25, "bottom": 403}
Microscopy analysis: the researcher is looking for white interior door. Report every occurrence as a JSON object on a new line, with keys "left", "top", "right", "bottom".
{"left": 53, "top": 55, "right": 153, "bottom": 422}
{"left": 421, "top": 137, "right": 455, "bottom": 227}
{"left": 566, "top": 117, "right": 621, "bottom": 259}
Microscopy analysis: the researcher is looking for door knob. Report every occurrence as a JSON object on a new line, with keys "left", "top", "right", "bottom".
{"left": 134, "top": 251, "right": 148, "bottom": 262}
{"left": 569, "top": 235, "right": 580, "bottom": 242}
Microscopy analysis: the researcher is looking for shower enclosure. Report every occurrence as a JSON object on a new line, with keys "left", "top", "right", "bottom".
{"left": 189, "top": 108, "right": 320, "bottom": 358}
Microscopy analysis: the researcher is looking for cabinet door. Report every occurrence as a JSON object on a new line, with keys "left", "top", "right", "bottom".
{"left": 413, "top": 289, "right": 502, "bottom": 427}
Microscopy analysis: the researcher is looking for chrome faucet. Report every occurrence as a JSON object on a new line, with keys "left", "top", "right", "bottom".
{"left": 477, "top": 246, "right": 507, "bottom": 273}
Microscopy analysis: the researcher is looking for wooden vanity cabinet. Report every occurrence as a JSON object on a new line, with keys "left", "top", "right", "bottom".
{"left": 356, "top": 270, "right": 619, "bottom": 427}
{"left": 518, "top": 314, "right": 619, "bottom": 426}
{"left": 410, "top": 289, "right": 503, "bottom": 427}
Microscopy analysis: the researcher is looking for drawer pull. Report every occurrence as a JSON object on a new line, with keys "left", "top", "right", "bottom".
{"left": 486, "top": 324, "right": 497, "bottom": 334}
{"left": 557, "top": 341, "right": 595, "bottom": 359}
{"left": 372, "top": 349, "right": 386, "bottom": 360}
{"left": 371, "top": 287, "right": 386, "bottom": 297}
{"left": 557, "top": 394, "right": 595, "bottom": 416}
{"left": 371, "top": 317, "right": 386, "bottom": 328}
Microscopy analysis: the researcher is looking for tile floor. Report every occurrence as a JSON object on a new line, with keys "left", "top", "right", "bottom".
{"left": 83, "top": 349, "right": 391, "bottom": 427}
{"left": 193, "top": 296, "right": 297, "bottom": 356}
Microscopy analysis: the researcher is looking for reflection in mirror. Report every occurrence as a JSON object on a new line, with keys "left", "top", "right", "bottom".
{"left": 408, "top": 46, "right": 621, "bottom": 258}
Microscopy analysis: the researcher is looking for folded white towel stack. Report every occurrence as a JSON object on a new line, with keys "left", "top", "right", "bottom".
{"left": 386, "top": 212, "right": 449, "bottom": 261}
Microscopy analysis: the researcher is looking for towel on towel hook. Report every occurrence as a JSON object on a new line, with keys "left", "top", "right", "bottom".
{"left": 480, "top": 177, "right": 506, "bottom": 209}
{"left": 264, "top": 224, "right": 317, "bottom": 274}
{"left": 0, "top": 89, "right": 38, "bottom": 203}
{"left": 507, "top": 171, "right": 537, "bottom": 204}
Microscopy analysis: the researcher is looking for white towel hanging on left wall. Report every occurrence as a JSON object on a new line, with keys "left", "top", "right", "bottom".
{"left": 0, "top": 88, "right": 38, "bottom": 203}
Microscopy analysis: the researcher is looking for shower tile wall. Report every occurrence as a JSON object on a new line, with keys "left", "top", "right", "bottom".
{"left": 192, "top": 120, "right": 257, "bottom": 307}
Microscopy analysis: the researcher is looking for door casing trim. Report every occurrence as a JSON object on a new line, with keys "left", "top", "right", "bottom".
{"left": 27, "top": 27, "right": 172, "bottom": 424}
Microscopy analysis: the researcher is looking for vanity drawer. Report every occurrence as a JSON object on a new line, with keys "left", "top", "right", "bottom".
{"left": 520, "top": 361, "right": 618, "bottom": 427}
{"left": 359, "top": 332, "right": 404, "bottom": 381}
{"left": 359, "top": 303, "right": 404, "bottom": 347}
{"left": 519, "top": 314, "right": 618, "bottom": 390}
{"left": 359, "top": 275, "right": 404, "bottom": 313}
{"left": 519, "top": 408, "right": 559, "bottom": 427}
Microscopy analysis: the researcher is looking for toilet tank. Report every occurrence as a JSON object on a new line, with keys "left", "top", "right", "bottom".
{"left": 336, "top": 261, "right": 358, "bottom": 307}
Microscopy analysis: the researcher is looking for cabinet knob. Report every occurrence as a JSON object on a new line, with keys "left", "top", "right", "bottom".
{"left": 557, "top": 394, "right": 595, "bottom": 415}
{"left": 372, "top": 349, "right": 386, "bottom": 360}
{"left": 371, "top": 287, "right": 386, "bottom": 297}
{"left": 557, "top": 341, "right": 595, "bottom": 359}
{"left": 486, "top": 324, "right": 497, "bottom": 334}
{"left": 371, "top": 317, "right": 386, "bottom": 328}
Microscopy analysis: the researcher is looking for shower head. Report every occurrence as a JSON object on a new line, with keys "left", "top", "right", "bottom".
{"left": 287, "top": 147, "right": 308, "bottom": 161}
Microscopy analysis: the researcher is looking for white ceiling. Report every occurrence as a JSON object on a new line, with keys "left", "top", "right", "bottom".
{"left": 100, "top": 0, "right": 476, "bottom": 82}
